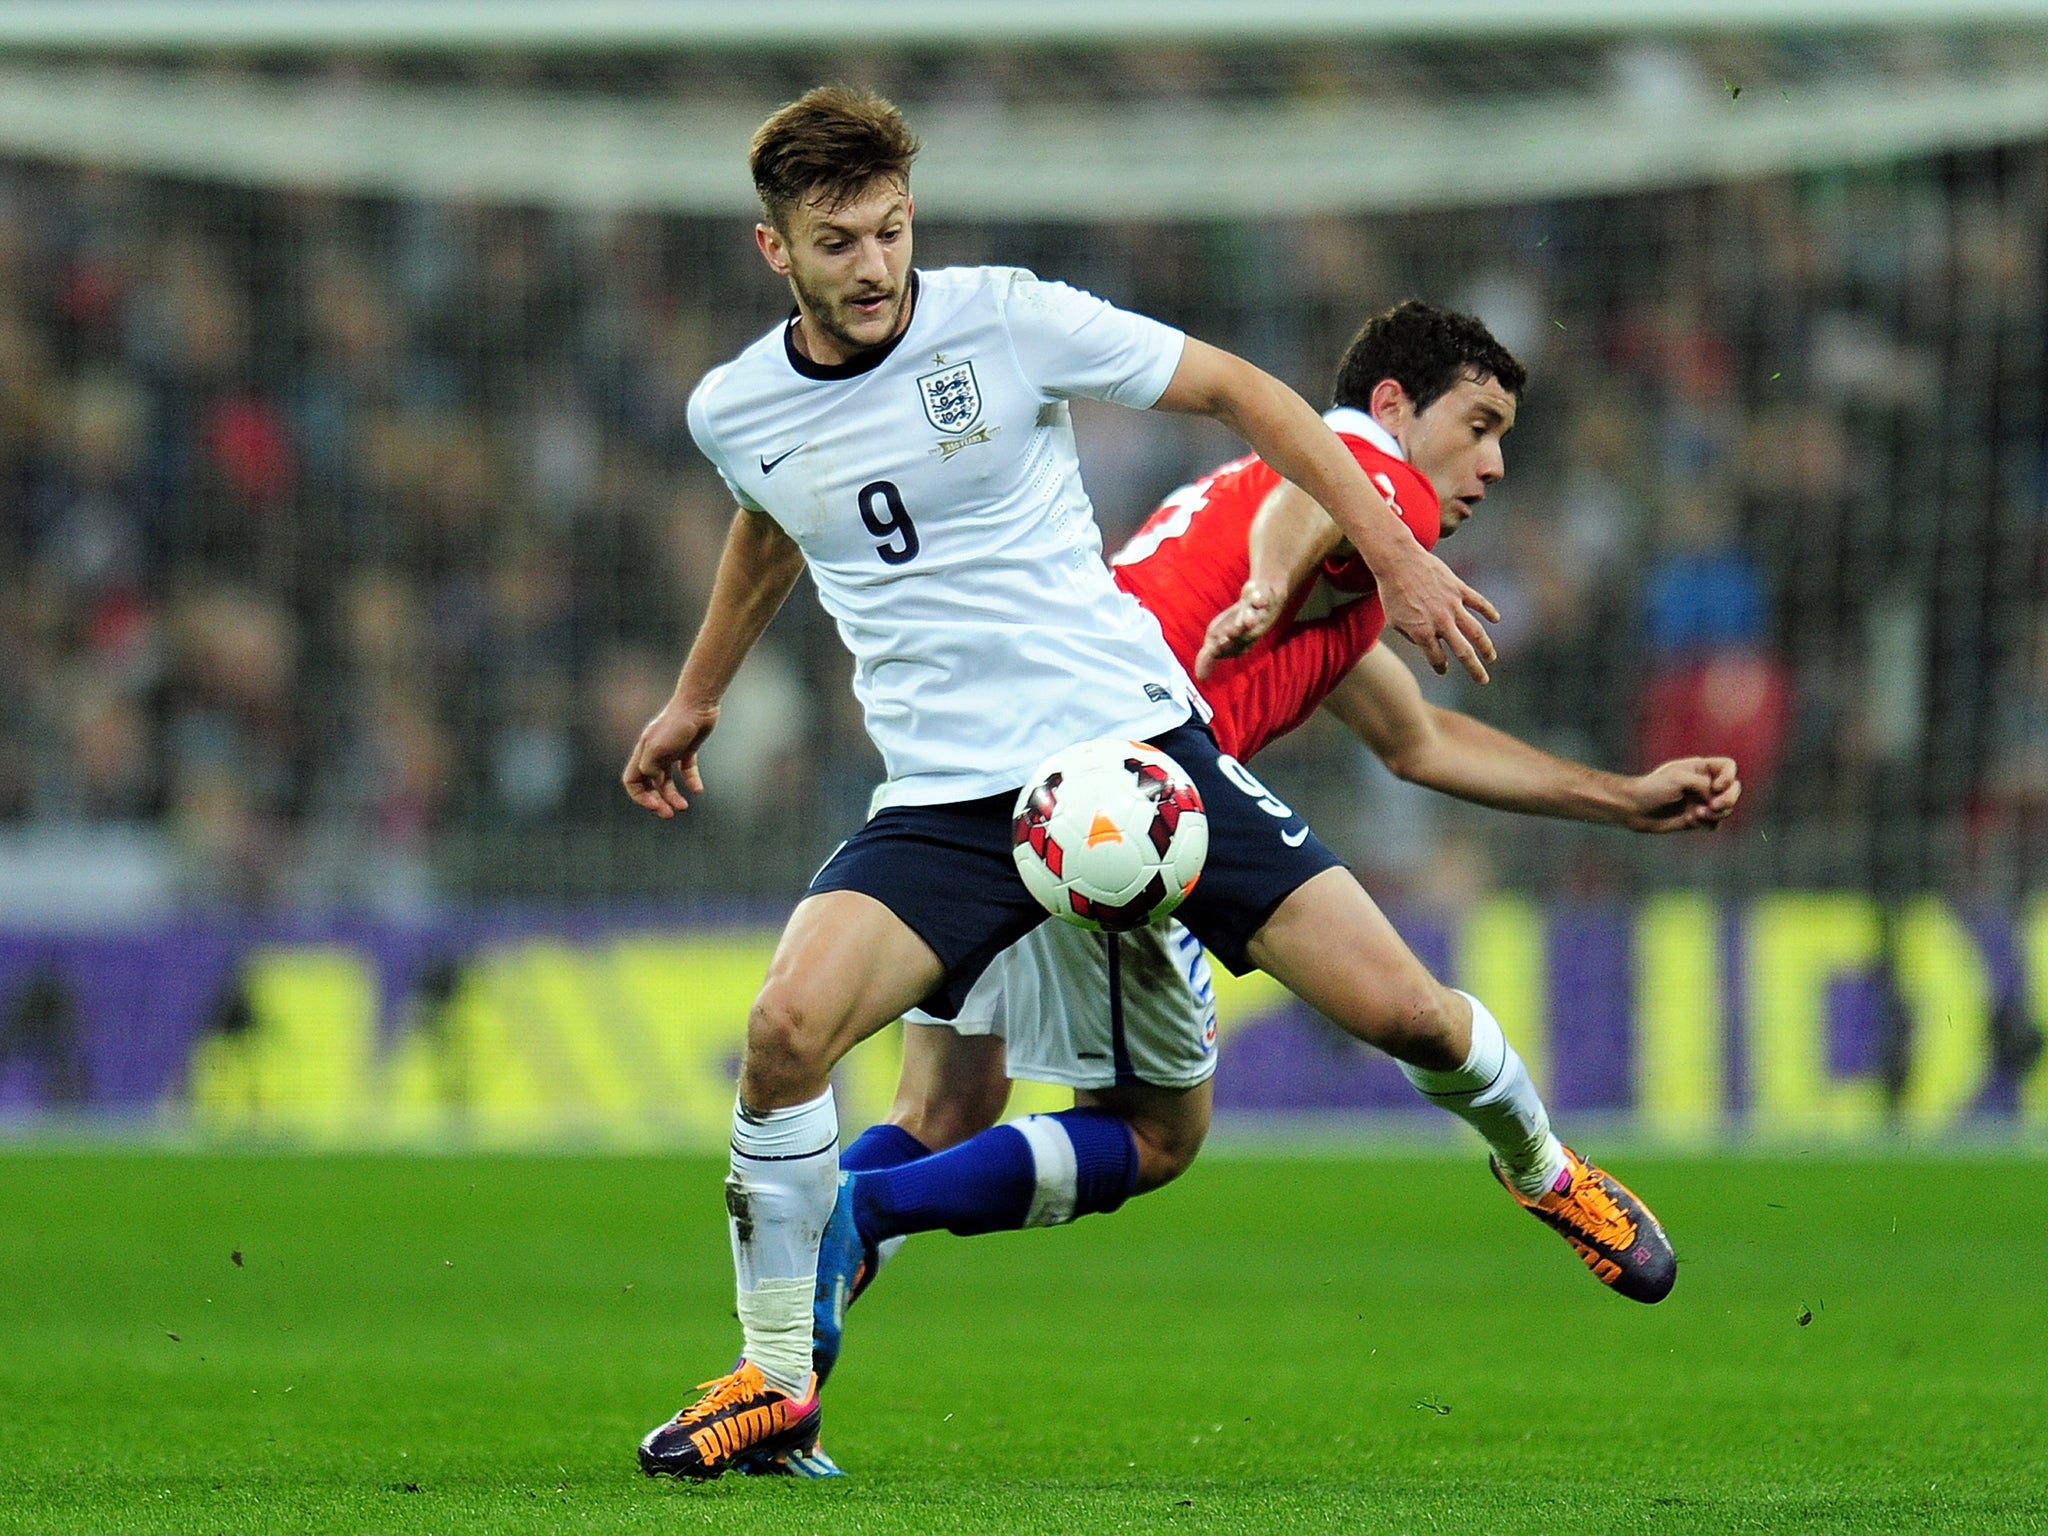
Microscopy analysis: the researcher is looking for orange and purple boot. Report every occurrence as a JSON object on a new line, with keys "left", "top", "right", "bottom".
{"left": 1493, "top": 1145, "right": 1677, "bottom": 1303}
{"left": 638, "top": 1362, "right": 822, "bottom": 1481}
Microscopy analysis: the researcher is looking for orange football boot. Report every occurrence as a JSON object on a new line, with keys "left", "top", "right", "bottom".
{"left": 1493, "top": 1144, "right": 1677, "bottom": 1303}
{"left": 638, "top": 1362, "right": 822, "bottom": 1481}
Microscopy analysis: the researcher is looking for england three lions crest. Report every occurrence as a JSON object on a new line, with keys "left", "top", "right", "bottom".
{"left": 917, "top": 360, "right": 982, "bottom": 434}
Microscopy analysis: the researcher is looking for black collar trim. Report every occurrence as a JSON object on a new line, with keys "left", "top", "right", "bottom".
{"left": 783, "top": 271, "right": 920, "bottom": 381}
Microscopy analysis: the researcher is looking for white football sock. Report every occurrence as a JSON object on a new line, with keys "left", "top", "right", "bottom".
{"left": 727, "top": 1088, "right": 838, "bottom": 1396}
{"left": 1400, "top": 992, "right": 1567, "bottom": 1198}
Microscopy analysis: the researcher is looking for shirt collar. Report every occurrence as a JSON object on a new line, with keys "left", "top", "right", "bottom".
{"left": 1321, "top": 405, "right": 1405, "bottom": 462}
{"left": 782, "top": 270, "right": 921, "bottom": 381}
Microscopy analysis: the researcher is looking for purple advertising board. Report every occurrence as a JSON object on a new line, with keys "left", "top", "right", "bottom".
{"left": 0, "top": 895, "right": 2043, "bottom": 1142}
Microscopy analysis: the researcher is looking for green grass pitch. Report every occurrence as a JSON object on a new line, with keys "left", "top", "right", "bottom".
{"left": 1, "top": 1147, "right": 2043, "bottom": 1534}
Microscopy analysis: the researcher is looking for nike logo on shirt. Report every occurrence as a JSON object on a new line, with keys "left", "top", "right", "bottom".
{"left": 1281, "top": 826, "right": 1310, "bottom": 847}
{"left": 759, "top": 445, "right": 803, "bottom": 475}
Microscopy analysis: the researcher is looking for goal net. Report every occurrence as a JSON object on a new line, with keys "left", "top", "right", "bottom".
{"left": 3, "top": 6, "right": 2046, "bottom": 1139}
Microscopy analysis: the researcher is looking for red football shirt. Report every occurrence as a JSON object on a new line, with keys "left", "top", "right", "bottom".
{"left": 1110, "top": 409, "right": 1440, "bottom": 761}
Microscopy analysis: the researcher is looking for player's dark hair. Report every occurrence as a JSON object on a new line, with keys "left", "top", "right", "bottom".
{"left": 750, "top": 86, "right": 922, "bottom": 232}
{"left": 1331, "top": 300, "right": 1525, "bottom": 415}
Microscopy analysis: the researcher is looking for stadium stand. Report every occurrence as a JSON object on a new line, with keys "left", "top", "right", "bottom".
{"left": 2, "top": 13, "right": 2047, "bottom": 914}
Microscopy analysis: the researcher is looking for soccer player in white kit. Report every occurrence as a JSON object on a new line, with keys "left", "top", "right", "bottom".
{"left": 768, "top": 308, "right": 1735, "bottom": 1474}
{"left": 623, "top": 87, "right": 1512, "bottom": 1481}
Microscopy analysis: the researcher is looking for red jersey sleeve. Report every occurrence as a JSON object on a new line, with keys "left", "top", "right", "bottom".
{"left": 1111, "top": 433, "right": 1440, "bottom": 760}
{"left": 1108, "top": 451, "right": 1268, "bottom": 675}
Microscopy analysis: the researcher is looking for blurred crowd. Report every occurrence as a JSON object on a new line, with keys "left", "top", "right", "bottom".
{"left": 3, "top": 136, "right": 2046, "bottom": 912}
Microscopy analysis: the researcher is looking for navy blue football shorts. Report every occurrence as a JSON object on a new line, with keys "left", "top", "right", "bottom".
{"left": 807, "top": 718, "right": 1344, "bottom": 1019}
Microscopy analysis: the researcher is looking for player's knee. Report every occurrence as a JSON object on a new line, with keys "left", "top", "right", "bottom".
{"left": 1127, "top": 1106, "right": 1210, "bottom": 1194}
{"left": 888, "top": 1031, "right": 1011, "bottom": 1150}
{"left": 742, "top": 988, "right": 840, "bottom": 1099}
{"left": 1366, "top": 981, "right": 1466, "bottom": 1071}
{"left": 1132, "top": 1129, "right": 1202, "bottom": 1194}
{"left": 891, "top": 1090, "right": 1003, "bottom": 1152}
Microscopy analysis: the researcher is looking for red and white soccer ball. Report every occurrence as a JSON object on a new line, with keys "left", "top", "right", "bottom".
{"left": 1011, "top": 738, "right": 1209, "bottom": 932}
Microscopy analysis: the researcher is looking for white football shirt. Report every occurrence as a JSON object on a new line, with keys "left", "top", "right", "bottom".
{"left": 688, "top": 266, "right": 1201, "bottom": 808}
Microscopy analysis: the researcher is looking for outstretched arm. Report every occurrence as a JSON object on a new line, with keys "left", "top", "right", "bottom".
{"left": 622, "top": 505, "right": 806, "bottom": 818}
{"left": 1325, "top": 644, "right": 1741, "bottom": 831}
{"left": 1153, "top": 338, "right": 1498, "bottom": 683}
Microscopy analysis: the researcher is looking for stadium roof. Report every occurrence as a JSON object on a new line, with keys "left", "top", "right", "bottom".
{"left": 3, "top": 4, "right": 2048, "bottom": 217}
{"left": 1, "top": 1, "right": 2047, "bottom": 49}
{"left": 2, "top": 58, "right": 2047, "bottom": 219}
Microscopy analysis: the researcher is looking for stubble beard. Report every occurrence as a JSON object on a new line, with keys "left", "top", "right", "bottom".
{"left": 791, "top": 267, "right": 909, "bottom": 360}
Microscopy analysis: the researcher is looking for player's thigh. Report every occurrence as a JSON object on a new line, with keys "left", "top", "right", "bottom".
{"left": 1074, "top": 1077, "right": 1212, "bottom": 1193}
{"left": 891, "top": 1023, "right": 1012, "bottom": 1151}
{"left": 749, "top": 889, "right": 946, "bottom": 1097}
{"left": 808, "top": 794, "right": 1049, "bottom": 1020}
{"left": 1244, "top": 866, "right": 1457, "bottom": 1060}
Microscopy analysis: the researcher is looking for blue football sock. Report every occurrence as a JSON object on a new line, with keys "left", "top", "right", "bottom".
{"left": 840, "top": 1122, "right": 930, "bottom": 1172}
{"left": 852, "top": 1108, "right": 1138, "bottom": 1241}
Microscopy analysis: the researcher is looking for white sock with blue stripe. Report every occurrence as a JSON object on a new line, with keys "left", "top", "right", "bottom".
{"left": 727, "top": 1088, "right": 838, "bottom": 1397}
{"left": 1400, "top": 992, "right": 1567, "bottom": 1198}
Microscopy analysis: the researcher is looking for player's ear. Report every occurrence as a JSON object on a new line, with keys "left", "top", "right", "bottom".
{"left": 1369, "top": 377, "right": 1412, "bottom": 429}
{"left": 755, "top": 221, "right": 790, "bottom": 275}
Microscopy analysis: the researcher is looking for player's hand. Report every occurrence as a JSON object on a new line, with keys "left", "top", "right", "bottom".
{"left": 1377, "top": 542, "right": 1499, "bottom": 685}
{"left": 1195, "top": 579, "right": 1280, "bottom": 679}
{"left": 622, "top": 696, "right": 720, "bottom": 819}
{"left": 1621, "top": 756, "right": 1742, "bottom": 833}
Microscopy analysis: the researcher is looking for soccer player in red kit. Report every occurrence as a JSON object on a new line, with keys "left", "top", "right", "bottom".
{"left": 749, "top": 302, "right": 1738, "bottom": 1477}
{"left": 1111, "top": 371, "right": 1448, "bottom": 762}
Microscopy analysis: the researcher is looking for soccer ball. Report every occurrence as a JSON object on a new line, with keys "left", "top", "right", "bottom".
{"left": 1011, "top": 738, "right": 1208, "bottom": 932}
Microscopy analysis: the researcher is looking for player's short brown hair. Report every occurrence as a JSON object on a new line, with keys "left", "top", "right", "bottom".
{"left": 1332, "top": 300, "right": 1525, "bottom": 415}
{"left": 749, "top": 87, "right": 922, "bottom": 231}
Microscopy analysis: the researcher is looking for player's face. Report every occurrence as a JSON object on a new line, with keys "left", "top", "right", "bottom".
{"left": 756, "top": 179, "right": 915, "bottom": 364}
{"left": 1395, "top": 372, "right": 1517, "bottom": 536}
